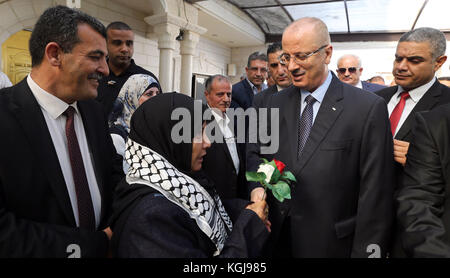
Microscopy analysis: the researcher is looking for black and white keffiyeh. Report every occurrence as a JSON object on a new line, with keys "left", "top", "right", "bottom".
{"left": 125, "top": 139, "right": 233, "bottom": 255}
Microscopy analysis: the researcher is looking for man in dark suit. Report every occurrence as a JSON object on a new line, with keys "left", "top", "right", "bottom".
{"left": 254, "top": 42, "right": 292, "bottom": 108}
{"left": 248, "top": 17, "right": 395, "bottom": 258}
{"left": 397, "top": 104, "right": 450, "bottom": 257}
{"left": 336, "top": 54, "right": 386, "bottom": 93}
{"left": 230, "top": 52, "right": 268, "bottom": 110}
{"left": 202, "top": 75, "right": 246, "bottom": 199}
{"left": 0, "top": 6, "right": 123, "bottom": 257}
{"left": 375, "top": 27, "right": 450, "bottom": 257}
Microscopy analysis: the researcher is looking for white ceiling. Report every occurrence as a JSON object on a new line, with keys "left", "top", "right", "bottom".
{"left": 110, "top": 0, "right": 265, "bottom": 47}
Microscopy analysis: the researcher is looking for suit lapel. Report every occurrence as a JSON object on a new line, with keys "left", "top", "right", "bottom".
{"left": 395, "top": 80, "right": 443, "bottom": 140}
{"left": 242, "top": 79, "right": 254, "bottom": 106}
{"left": 292, "top": 76, "right": 344, "bottom": 176}
{"left": 376, "top": 86, "right": 398, "bottom": 104}
{"left": 10, "top": 80, "right": 76, "bottom": 225}
{"left": 279, "top": 86, "right": 302, "bottom": 169}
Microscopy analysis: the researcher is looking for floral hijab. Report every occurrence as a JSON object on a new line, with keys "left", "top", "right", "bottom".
{"left": 113, "top": 74, "right": 159, "bottom": 133}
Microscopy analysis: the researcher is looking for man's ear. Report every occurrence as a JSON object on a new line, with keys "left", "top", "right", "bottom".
{"left": 45, "top": 42, "right": 63, "bottom": 66}
{"left": 324, "top": 45, "right": 333, "bottom": 65}
{"left": 434, "top": 55, "right": 447, "bottom": 72}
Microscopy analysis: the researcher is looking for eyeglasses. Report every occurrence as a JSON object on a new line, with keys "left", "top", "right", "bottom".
{"left": 337, "top": 67, "right": 359, "bottom": 74}
{"left": 279, "top": 45, "right": 329, "bottom": 65}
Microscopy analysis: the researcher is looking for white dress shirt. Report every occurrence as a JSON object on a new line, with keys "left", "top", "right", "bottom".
{"left": 210, "top": 107, "right": 240, "bottom": 174}
{"left": 300, "top": 71, "right": 333, "bottom": 124}
{"left": 355, "top": 80, "right": 363, "bottom": 89}
{"left": 388, "top": 77, "right": 436, "bottom": 137}
{"left": 27, "top": 75, "right": 101, "bottom": 228}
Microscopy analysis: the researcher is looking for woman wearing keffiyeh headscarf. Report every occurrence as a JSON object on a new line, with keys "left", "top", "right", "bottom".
{"left": 109, "top": 93, "right": 270, "bottom": 258}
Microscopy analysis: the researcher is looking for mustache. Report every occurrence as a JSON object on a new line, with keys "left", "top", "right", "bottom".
{"left": 291, "top": 69, "right": 305, "bottom": 75}
{"left": 88, "top": 73, "right": 104, "bottom": 81}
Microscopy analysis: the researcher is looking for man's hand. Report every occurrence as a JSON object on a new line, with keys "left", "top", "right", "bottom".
{"left": 393, "top": 139, "right": 410, "bottom": 166}
{"left": 250, "top": 187, "right": 266, "bottom": 202}
{"left": 103, "top": 227, "right": 112, "bottom": 240}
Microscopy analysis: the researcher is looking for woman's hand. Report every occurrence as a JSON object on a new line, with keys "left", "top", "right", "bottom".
{"left": 246, "top": 200, "right": 271, "bottom": 232}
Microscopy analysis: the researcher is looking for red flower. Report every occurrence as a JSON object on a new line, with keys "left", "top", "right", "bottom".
{"left": 274, "top": 159, "right": 285, "bottom": 174}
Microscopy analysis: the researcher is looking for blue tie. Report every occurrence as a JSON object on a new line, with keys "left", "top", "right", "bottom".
{"left": 298, "top": 94, "right": 316, "bottom": 157}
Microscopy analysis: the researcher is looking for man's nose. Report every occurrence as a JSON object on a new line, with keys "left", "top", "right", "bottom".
{"left": 99, "top": 57, "right": 109, "bottom": 76}
{"left": 288, "top": 59, "right": 299, "bottom": 73}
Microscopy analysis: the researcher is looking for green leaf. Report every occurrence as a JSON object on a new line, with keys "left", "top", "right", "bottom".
{"left": 263, "top": 181, "right": 273, "bottom": 191}
{"left": 281, "top": 171, "right": 296, "bottom": 182}
{"left": 246, "top": 171, "right": 266, "bottom": 182}
{"left": 261, "top": 158, "right": 269, "bottom": 164}
{"left": 273, "top": 181, "right": 291, "bottom": 201}
{"left": 272, "top": 189, "right": 284, "bottom": 202}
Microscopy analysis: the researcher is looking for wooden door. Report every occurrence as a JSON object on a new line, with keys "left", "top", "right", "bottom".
{"left": 2, "top": 30, "right": 32, "bottom": 85}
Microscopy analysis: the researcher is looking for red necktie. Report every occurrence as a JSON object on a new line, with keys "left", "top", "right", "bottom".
{"left": 389, "top": 91, "right": 410, "bottom": 136}
{"left": 64, "top": 106, "right": 96, "bottom": 230}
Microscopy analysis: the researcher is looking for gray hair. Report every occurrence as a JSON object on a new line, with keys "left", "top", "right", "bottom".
{"left": 337, "top": 54, "right": 362, "bottom": 68}
{"left": 205, "top": 74, "right": 231, "bottom": 93}
{"left": 399, "top": 27, "right": 446, "bottom": 60}
{"left": 247, "top": 51, "right": 267, "bottom": 67}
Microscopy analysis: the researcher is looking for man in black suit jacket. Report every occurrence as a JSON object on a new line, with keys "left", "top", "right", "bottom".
{"left": 202, "top": 75, "right": 247, "bottom": 199}
{"left": 248, "top": 17, "right": 395, "bottom": 258}
{"left": 0, "top": 6, "right": 123, "bottom": 257}
{"left": 254, "top": 42, "right": 292, "bottom": 108}
{"left": 230, "top": 52, "right": 268, "bottom": 110}
{"left": 375, "top": 27, "right": 450, "bottom": 257}
{"left": 397, "top": 104, "right": 450, "bottom": 257}
{"left": 336, "top": 54, "right": 386, "bottom": 93}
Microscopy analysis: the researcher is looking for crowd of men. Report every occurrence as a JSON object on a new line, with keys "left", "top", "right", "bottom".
{"left": 1, "top": 5, "right": 450, "bottom": 258}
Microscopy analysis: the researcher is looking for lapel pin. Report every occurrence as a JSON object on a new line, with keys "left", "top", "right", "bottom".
{"left": 332, "top": 107, "right": 336, "bottom": 111}
{"left": 107, "top": 81, "right": 116, "bottom": 85}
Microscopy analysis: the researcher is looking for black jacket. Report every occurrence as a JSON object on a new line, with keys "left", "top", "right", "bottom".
{"left": 397, "top": 104, "right": 450, "bottom": 257}
{"left": 247, "top": 73, "right": 395, "bottom": 257}
{"left": 0, "top": 79, "right": 123, "bottom": 257}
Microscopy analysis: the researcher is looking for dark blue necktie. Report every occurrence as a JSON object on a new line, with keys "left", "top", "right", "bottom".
{"left": 298, "top": 94, "right": 316, "bottom": 157}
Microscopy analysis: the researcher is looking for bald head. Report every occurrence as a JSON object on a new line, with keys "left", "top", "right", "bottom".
{"left": 281, "top": 17, "right": 333, "bottom": 92}
{"left": 337, "top": 54, "right": 361, "bottom": 68}
{"left": 283, "top": 17, "right": 331, "bottom": 47}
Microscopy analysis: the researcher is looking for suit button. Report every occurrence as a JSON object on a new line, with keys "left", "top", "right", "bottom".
{"left": 280, "top": 210, "right": 285, "bottom": 216}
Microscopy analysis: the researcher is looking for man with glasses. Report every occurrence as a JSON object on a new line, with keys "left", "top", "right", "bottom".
{"left": 375, "top": 27, "right": 450, "bottom": 257}
{"left": 247, "top": 17, "right": 395, "bottom": 258}
{"left": 336, "top": 54, "right": 386, "bottom": 92}
{"left": 231, "top": 52, "right": 268, "bottom": 110}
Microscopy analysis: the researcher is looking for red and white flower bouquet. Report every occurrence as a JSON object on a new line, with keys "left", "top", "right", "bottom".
{"left": 246, "top": 158, "right": 296, "bottom": 202}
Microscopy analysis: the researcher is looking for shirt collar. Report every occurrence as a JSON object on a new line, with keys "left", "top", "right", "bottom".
{"left": 246, "top": 78, "right": 259, "bottom": 94}
{"left": 27, "top": 74, "right": 79, "bottom": 119}
{"left": 208, "top": 104, "right": 230, "bottom": 126}
{"left": 396, "top": 77, "right": 436, "bottom": 103}
{"left": 355, "top": 80, "right": 363, "bottom": 89}
{"left": 300, "top": 70, "right": 333, "bottom": 103}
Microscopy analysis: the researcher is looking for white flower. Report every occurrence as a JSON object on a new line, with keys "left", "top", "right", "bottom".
{"left": 257, "top": 164, "right": 275, "bottom": 183}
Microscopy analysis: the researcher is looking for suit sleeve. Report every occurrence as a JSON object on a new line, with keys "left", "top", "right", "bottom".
{"left": 352, "top": 97, "right": 395, "bottom": 257}
{"left": 115, "top": 194, "right": 268, "bottom": 258}
{"left": 0, "top": 194, "right": 109, "bottom": 258}
{"left": 396, "top": 112, "right": 450, "bottom": 257}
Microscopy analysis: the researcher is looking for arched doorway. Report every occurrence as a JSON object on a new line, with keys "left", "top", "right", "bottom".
{"left": 2, "top": 30, "right": 32, "bottom": 85}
